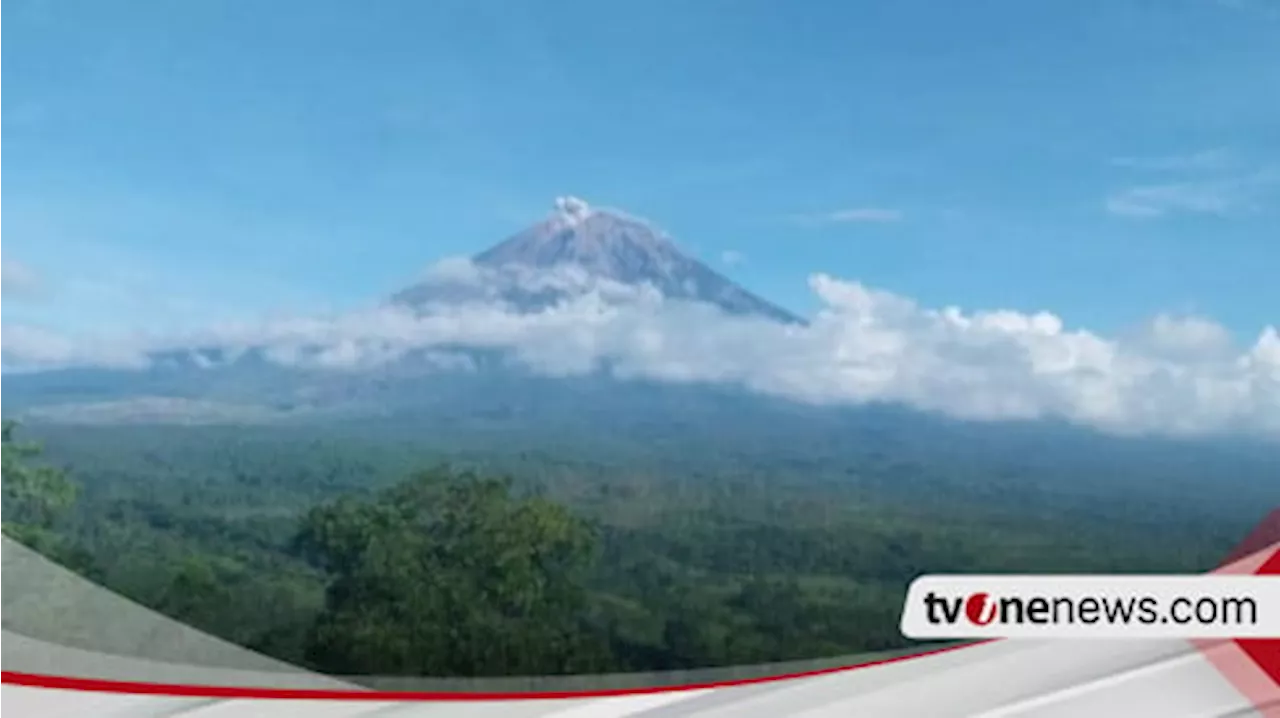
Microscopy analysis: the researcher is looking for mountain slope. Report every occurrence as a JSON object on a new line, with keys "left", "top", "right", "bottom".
{"left": 391, "top": 197, "right": 803, "bottom": 324}
{"left": 4, "top": 198, "right": 807, "bottom": 422}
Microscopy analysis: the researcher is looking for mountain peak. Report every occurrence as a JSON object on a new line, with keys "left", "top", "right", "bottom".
{"left": 395, "top": 197, "right": 804, "bottom": 325}
{"left": 474, "top": 197, "right": 679, "bottom": 275}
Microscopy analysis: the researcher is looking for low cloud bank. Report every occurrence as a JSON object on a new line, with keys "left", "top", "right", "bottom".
{"left": 3, "top": 261, "right": 1277, "bottom": 439}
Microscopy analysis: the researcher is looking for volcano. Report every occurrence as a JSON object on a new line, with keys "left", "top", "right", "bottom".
{"left": 390, "top": 196, "right": 803, "bottom": 324}
{"left": 2, "top": 197, "right": 809, "bottom": 422}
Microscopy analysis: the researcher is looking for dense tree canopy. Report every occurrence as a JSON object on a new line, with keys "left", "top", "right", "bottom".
{"left": 297, "top": 469, "right": 609, "bottom": 675}
{"left": 1, "top": 422, "right": 1263, "bottom": 676}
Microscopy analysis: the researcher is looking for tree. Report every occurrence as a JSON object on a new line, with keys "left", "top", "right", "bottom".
{"left": 295, "top": 466, "right": 609, "bottom": 676}
{"left": 2, "top": 420, "right": 78, "bottom": 544}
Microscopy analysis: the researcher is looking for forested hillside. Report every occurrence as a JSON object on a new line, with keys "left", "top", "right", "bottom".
{"left": 2, "top": 420, "right": 1270, "bottom": 677}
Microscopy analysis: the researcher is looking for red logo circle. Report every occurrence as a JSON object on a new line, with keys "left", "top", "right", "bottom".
{"left": 965, "top": 592, "right": 997, "bottom": 625}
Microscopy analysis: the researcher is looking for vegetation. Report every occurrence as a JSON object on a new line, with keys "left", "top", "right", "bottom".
{"left": 297, "top": 471, "right": 610, "bottom": 675}
{"left": 2, "top": 420, "right": 1271, "bottom": 677}
{"left": 2, "top": 419, "right": 91, "bottom": 569}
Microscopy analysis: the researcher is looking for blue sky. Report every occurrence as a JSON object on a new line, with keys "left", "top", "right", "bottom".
{"left": 4, "top": 0, "right": 1279, "bottom": 338}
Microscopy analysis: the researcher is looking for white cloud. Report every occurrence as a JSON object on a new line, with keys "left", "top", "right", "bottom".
{"left": 3, "top": 260, "right": 1278, "bottom": 439}
{"left": 720, "top": 250, "right": 745, "bottom": 267}
{"left": 0, "top": 324, "right": 150, "bottom": 370}
{"left": 1105, "top": 157, "right": 1276, "bottom": 219}
{"left": 795, "top": 208, "right": 904, "bottom": 225}
{"left": 1109, "top": 149, "right": 1235, "bottom": 172}
{"left": 1104, "top": 180, "right": 1249, "bottom": 218}
{"left": 419, "top": 256, "right": 484, "bottom": 285}
{"left": 1141, "top": 314, "right": 1235, "bottom": 360}
{"left": 0, "top": 255, "right": 40, "bottom": 295}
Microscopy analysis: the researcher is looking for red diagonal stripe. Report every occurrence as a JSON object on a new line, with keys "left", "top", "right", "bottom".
{"left": 1235, "top": 547, "right": 1280, "bottom": 687}
{"left": 1220, "top": 509, "right": 1280, "bottom": 568}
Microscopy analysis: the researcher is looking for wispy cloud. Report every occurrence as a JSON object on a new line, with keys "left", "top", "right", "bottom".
{"left": 1109, "top": 148, "right": 1236, "bottom": 172}
{"left": 1104, "top": 142, "right": 1278, "bottom": 221}
{"left": 793, "top": 207, "right": 904, "bottom": 226}
{"left": 1105, "top": 180, "right": 1244, "bottom": 218}
{"left": 720, "top": 250, "right": 746, "bottom": 267}
{"left": 1, "top": 258, "right": 46, "bottom": 301}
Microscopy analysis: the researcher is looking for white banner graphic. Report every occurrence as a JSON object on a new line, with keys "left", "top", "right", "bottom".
{"left": 900, "top": 575, "right": 1280, "bottom": 639}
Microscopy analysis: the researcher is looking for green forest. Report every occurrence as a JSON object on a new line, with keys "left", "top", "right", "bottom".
{"left": 1, "top": 419, "right": 1268, "bottom": 677}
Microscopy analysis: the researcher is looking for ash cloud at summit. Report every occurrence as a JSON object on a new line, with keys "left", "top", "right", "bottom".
{"left": 3, "top": 198, "right": 1278, "bottom": 440}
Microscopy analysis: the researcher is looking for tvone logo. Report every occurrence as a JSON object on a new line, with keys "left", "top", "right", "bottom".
{"left": 964, "top": 592, "right": 998, "bottom": 626}
{"left": 922, "top": 590, "right": 1005, "bottom": 626}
